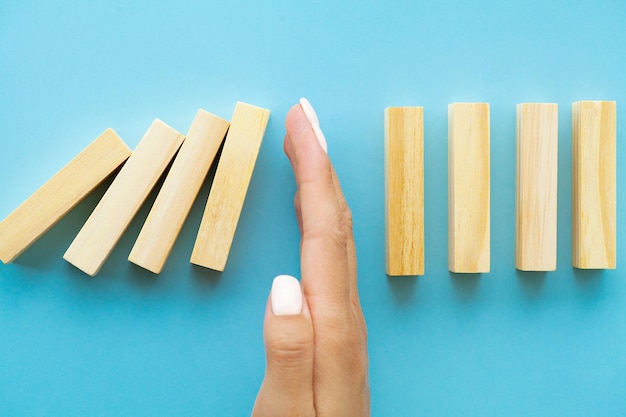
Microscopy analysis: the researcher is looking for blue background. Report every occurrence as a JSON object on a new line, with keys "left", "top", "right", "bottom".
{"left": 1, "top": 0, "right": 624, "bottom": 415}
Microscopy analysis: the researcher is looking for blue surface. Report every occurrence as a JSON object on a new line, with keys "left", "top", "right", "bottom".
{"left": 1, "top": 0, "right": 625, "bottom": 415}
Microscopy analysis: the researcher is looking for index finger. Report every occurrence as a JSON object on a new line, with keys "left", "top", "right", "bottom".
{"left": 284, "top": 101, "right": 352, "bottom": 318}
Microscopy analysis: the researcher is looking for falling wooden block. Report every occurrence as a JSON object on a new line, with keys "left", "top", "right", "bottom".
{"left": 128, "top": 110, "right": 230, "bottom": 274}
{"left": 572, "top": 100, "right": 616, "bottom": 269}
{"left": 384, "top": 107, "right": 424, "bottom": 276}
{"left": 448, "top": 102, "right": 490, "bottom": 273}
{"left": 515, "top": 103, "right": 558, "bottom": 271}
{"left": 0, "top": 129, "right": 131, "bottom": 264}
{"left": 63, "top": 120, "right": 185, "bottom": 276}
{"left": 190, "top": 102, "right": 270, "bottom": 271}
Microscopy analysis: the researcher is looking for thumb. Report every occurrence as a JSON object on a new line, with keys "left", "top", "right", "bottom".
{"left": 252, "top": 275, "right": 315, "bottom": 417}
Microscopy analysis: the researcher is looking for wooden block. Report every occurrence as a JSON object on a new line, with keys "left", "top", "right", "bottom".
{"left": 190, "top": 102, "right": 270, "bottom": 271}
{"left": 515, "top": 103, "right": 558, "bottom": 271}
{"left": 63, "top": 120, "right": 185, "bottom": 276}
{"left": 572, "top": 100, "right": 616, "bottom": 269}
{"left": 384, "top": 107, "right": 424, "bottom": 276}
{"left": 0, "top": 129, "right": 131, "bottom": 264}
{"left": 448, "top": 103, "right": 490, "bottom": 273}
{"left": 128, "top": 110, "right": 229, "bottom": 274}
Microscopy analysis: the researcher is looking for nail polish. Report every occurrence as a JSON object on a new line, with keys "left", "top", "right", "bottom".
{"left": 271, "top": 275, "right": 303, "bottom": 316}
{"left": 299, "top": 97, "right": 328, "bottom": 153}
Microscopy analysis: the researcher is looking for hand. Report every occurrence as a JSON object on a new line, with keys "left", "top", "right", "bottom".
{"left": 252, "top": 98, "right": 370, "bottom": 416}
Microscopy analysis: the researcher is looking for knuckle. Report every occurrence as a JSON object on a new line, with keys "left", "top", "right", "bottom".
{"left": 338, "top": 341, "right": 367, "bottom": 375}
{"left": 342, "top": 205, "right": 354, "bottom": 232}
{"left": 267, "top": 328, "right": 313, "bottom": 368}
{"left": 361, "top": 321, "right": 369, "bottom": 346}
{"left": 352, "top": 302, "right": 368, "bottom": 344}
{"left": 305, "top": 221, "right": 348, "bottom": 252}
{"left": 318, "top": 315, "right": 361, "bottom": 352}
{"left": 312, "top": 313, "right": 369, "bottom": 386}
{"left": 293, "top": 193, "right": 301, "bottom": 210}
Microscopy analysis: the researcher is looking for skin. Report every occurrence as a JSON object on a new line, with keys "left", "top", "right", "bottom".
{"left": 252, "top": 103, "right": 370, "bottom": 416}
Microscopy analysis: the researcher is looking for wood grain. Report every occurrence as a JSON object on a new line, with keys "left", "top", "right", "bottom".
{"left": 572, "top": 100, "right": 616, "bottom": 269}
{"left": 63, "top": 120, "right": 185, "bottom": 276}
{"left": 190, "top": 102, "right": 270, "bottom": 271}
{"left": 128, "top": 110, "right": 229, "bottom": 274}
{"left": 448, "top": 103, "right": 490, "bottom": 273}
{"left": 515, "top": 103, "right": 558, "bottom": 271}
{"left": 0, "top": 129, "right": 131, "bottom": 264}
{"left": 385, "top": 107, "right": 424, "bottom": 276}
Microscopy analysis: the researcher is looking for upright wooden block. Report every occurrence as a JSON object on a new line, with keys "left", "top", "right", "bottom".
{"left": 448, "top": 103, "right": 490, "bottom": 273}
{"left": 0, "top": 129, "right": 131, "bottom": 264}
{"left": 128, "top": 110, "right": 230, "bottom": 274}
{"left": 572, "top": 101, "right": 616, "bottom": 269}
{"left": 63, "top": 120, "right": 185, "bottom": 276}
{"left": 515, "top": 103, "right": 558, "bottom": 271}
{"left": 385, "top": 107, "right": 424, "bottom": 276}
{"left": 190, "top": 102, "right": 270, "bottom": 271}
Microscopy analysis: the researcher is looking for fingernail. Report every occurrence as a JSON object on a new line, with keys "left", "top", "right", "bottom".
{"left": 299, "top": 97, "right": 328, "bottom": 153}
{"left": 271, "top": 275, "right": 303, "bottom": 316}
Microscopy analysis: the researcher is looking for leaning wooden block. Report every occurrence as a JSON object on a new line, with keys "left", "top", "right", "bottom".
{"left": 63, "top": 120, "right": 185, "bottom": 276}
{"left": 572, "top": 100, "right": 616, "bottom": 269}
{"left": 0, "top": 129, "right": 131, "bottom": 264}
{"left": 128, "top": 110, "right": 230, "bottom": 274}
{"left": 515, "top": 103, "right": 558, "bottom": 271}
{"left": 385, "top": 107, "right": 424, "bottom": 276}
{"left": 448, "top": 103, "right": 490, "bottom": 273}
{"left": 190, "top": 102, "right": 270, "bottom": 271}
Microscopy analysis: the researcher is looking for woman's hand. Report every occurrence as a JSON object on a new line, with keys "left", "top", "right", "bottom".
{"left": 252, "top": 98, "right": 370, "bottom": 416}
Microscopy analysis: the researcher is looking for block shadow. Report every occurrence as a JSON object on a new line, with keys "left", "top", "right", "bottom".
{"left": 516, "top": 270, "right": 547, "bottom": 298}
{"left": 127, "top": 262, "right": 159, "bottom": 289}
{"left": 190, "top": 264, "right": 222, "bottom": 292}
{"left": 387, "top": 275, "right": 418, "bottom": 305}
{"left": 572, "top": 267, "right": 604, "bottom": 295}
{"left": 450, "top": 272, "right": 480, "bottom": 302}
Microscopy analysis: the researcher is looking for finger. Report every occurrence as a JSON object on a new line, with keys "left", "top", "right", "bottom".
{"left": 286, "top": 103, "right": 357, "bottom": 302}
{"left": 285, "top": 99, "right": 369, "bottom": 416}
{"left": 284, "top": 100, "right": 352, "bottom": 315}
{"left": 252, "top": 275, "right": 315, "bottom": 417}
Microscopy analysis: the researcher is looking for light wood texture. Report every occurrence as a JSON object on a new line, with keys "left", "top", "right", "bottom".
{"left": 128, "top": 110, "right": 229, "bottom": 274}
{"left": 385, "top": 107, "right": 424, "bottom": 276}
{"left": 0, "top": 129, "right": 131, "bottom": 264}
{"left": 63, "top": 120, "right": 185, "bottom": 276}
{"left": 572, "top": 100, "right": 616, "bottom": 269}
{"left": 191, "top": 102, "right": 270, "bottom": 271}
{"left": 448, "top": 103, "right": 490, "bottom": 273}
{"left": 515, "top": 103, "right": 558, "bottom": 271}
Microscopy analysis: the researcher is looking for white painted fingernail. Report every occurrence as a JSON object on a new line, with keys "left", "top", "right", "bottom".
{"left": 299, "top": 97, "right": 328, "bottom": 153}
{"left": 271, "top": 275, "right": 303, "bottom": 316}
